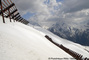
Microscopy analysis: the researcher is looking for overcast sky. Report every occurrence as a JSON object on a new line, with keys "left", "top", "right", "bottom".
{"left": 13, "top": 0, "right": 89, "bottom": 27}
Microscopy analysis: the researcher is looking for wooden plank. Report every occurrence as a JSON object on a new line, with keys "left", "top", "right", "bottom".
{"left": 0, "top": 3, "right": 15, "bottom": 14}
{"left": 10, "top": 0, "right": 13, "bottom": 3}
{"left": 8, "top": 9, "right": 11, "bottom": 22}
{"left": 18, "top": 18, "right": 23, "bottom": 21}
{"left": 0, "top": 0, "right": 5, "bottom": 23}
{"left": 14, "top": 15, "right": 20, "bottom": 20}
{"left": 7, "top": 0, "right": 11, "bottom": 5}
{"left": 3, "top": 0, "right": 12, "bottom": 22}
{"left": 17, "top": 17, "right": 22, "bottom": 21}
{"left": 19, "top": 18, "right": 23, "bottom": 22}
{"left": 12, "top": 13, "right": 19, "bottom": 19}
{"left": 15, "top": 16, "right": 21, "bottom": 20}
{"left": 3, "top": 0, "right": 9, "bottom": 6}
{"left": 6, "top": 9, "right": 17, "bottom": 18}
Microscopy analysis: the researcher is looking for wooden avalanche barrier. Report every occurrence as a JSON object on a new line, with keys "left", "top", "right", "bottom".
{"left": 0, "top": 0, "right": 29, "bottom": 24}
{"left": 45, "top": 35, "right": 89, "bottom": 60}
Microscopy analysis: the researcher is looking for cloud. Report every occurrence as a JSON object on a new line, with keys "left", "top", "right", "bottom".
{"left": 61, "top": 0, "right": 89, "bottom": 13}
{"left": 13, "top": 0, "right": 89, "bottom": 27}
{"left": 13, "top": 0, "right": 49, "bottom": 15}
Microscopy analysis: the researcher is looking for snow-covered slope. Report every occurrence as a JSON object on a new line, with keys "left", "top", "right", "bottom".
{"left": 0, "top": 17, "right": 72, "bottom": 60}
{"left": 0, "top": 17, "right": 89, "bottom": 60}
{"left": 34, "top": 26, "right": 89, "bottom": 58}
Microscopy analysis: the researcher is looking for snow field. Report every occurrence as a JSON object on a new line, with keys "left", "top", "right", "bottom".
{"left": 0, "top": 17, "right": 72, "bottom": 60}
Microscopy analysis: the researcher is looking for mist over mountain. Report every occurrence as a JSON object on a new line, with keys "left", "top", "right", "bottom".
{"left": 49, "top": 20, "right": 89, "bottom": 46}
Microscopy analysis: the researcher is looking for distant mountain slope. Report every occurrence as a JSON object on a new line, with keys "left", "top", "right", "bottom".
{"left": 49, "top": 20, "right": 89, "bottom": 46}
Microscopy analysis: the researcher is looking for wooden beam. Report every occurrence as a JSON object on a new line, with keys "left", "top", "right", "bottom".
{"left": 12, "top": 13, "right": 19, "bottom": 19}
{"left": 19, "top": 17, "right": 23, "bottom": 22}
{"left": 7, "top": 0, "right": 11, "bottom": 5}
{"left": 14, "top": 15, "right": 20, "bottom": 20}
{"left": 17, "top": 17, "right": 22, "bottom": 20}
{"left": 0, "top": 3, "right": 15, "bottom": 14}
{"left": 8, "top": 9, "right": 11, "bottom": 22}
{"left": 2, "top": 0, "right": 9, "bottom": 16}
{"left": 0, "top": 0, "right": 5, "bottom": 23}
{"left": 3, "top": 0, "right": 13, "bottom": 22}
{"left": 3, "top": 0, "right": 9, "bottom": 6}
{"left": 6, "top": 9, "right": 17, "bottom": 18}
{"left": 10, "top": 0, "right": 13, "bottom": 3}
{"left": 15, "top": 16, "right": 21, "bottom": 21}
